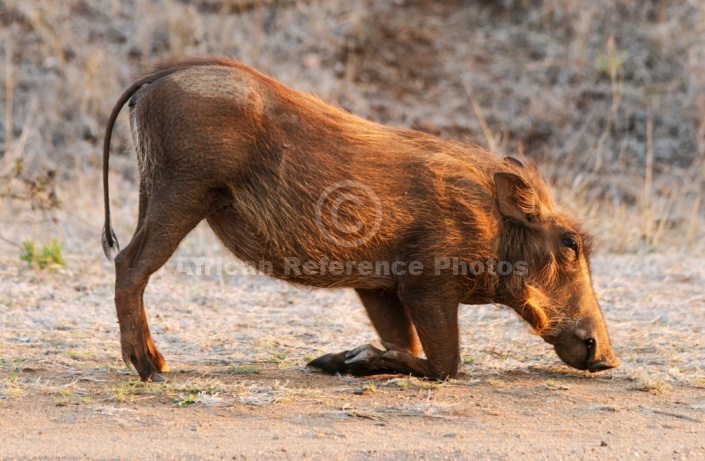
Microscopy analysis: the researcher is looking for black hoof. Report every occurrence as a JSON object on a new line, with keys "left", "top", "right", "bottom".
{"left": 137, "top": 369, "right": 164, "bottom": 383}
{"left": 307, "top": 351, "right": 348, "bottom": 374}
{"left": 308, "top": 345, "right": 394, "bottom": 377}
{"left": 148, "top": 372, "right": 164, "bottom": 383}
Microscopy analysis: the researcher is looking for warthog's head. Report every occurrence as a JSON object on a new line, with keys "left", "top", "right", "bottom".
{"left": 494, "top": 160, "right": 619, "bottom": 373}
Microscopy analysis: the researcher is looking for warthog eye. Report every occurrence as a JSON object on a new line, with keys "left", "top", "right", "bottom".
{"left": 584, "top": 338, "right": 595, "bottom": 350}
{"left": 561, "top": 235, "right": 579, "bottom": 256}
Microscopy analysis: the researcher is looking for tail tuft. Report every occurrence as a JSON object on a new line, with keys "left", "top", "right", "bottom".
{"left": 102, "top": 226, "right": 120, "bottom": 261}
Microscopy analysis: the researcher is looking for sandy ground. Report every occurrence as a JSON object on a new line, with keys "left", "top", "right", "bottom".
{"left": 0, "top": 367, "right": 703, "bottom": 460}
{"left": 0, "top": 189, "right": 704, "bottom": 459}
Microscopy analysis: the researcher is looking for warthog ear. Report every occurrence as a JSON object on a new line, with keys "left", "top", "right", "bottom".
{"left": 494, "top": 172, "right": 538, "bottom": 224}
{"left": 503, "top": 157, "right": 525, "bottom": 168}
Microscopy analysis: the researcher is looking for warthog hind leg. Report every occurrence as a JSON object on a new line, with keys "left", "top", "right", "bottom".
{"left": 114, "top": 184, "right": 211, "bottom": 382}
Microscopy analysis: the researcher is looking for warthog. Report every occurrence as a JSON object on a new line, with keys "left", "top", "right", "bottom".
{"left": 102, "top": 58, "right": 619, "bottom": 382}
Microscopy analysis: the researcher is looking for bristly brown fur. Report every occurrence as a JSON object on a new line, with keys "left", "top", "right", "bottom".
{"left": 102, "top": 57, "right": 618, "bottom": 382}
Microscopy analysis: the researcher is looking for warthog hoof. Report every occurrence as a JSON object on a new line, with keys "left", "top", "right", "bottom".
{"left": 307, "top": 342, "right": 414, "bottom": 376}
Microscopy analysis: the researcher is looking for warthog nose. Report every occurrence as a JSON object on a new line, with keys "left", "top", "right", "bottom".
{"left": 588, "top": 356, "right": 620, "bottom": 373}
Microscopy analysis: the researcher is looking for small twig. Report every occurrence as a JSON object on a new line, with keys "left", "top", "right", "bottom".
{"left": 685, "top": 295, "right": 705, "bottom": 304}
{"left": 4, "top": 30, "right": 14, "bottom": 160}
{"left": 376, "top": 408, "right": 456, "bottom": 420}
{"left": 0, "top": 233, "right": 22, "bottom": 250}
{"left": 593, "top": 36, "right": 624, "bottom": 173}
{"left": 643, "top": 111, "right": 654, "bottom": 244}
{"left": 462, "top": 80, "right": 498, "bottom": 153}
{"left": 345, "top": 409, "right": 385, "bottom": 420}
{"left": 1, "top": 96, "right": 39, "bottom": 177}
{"left": 639, "top": 406, "right": 702, "bottom": 423}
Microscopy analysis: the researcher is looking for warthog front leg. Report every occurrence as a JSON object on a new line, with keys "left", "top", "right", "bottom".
{"left": 308, "top": 342, "right": 430, "bottom": 377}
{"left": 308, "top": 282, "right": 462, "bottom": 379}
{"left": 355, "top": 288, "right": 421, "bottom": 356}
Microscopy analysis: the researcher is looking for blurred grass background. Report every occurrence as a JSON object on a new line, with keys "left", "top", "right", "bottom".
{"left": 1, "top": 0, "right": 704, "bottom": 253}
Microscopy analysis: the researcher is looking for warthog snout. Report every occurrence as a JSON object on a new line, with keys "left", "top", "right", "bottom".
{"left": 546, "top": 309, "right": 620, "bottom": 373}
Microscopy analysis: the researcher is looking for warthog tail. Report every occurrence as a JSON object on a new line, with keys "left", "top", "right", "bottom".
{"left": 102, "top": 65, "right": 191, "bottom": 260}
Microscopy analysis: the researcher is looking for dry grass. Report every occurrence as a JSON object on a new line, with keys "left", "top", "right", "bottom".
{"left": 0, "top": 0, "right": 703, "bottom": 252}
